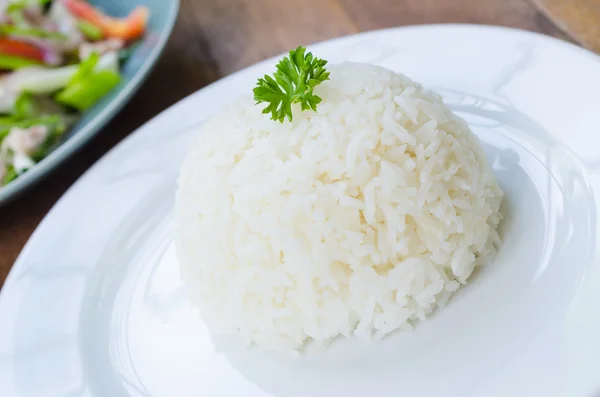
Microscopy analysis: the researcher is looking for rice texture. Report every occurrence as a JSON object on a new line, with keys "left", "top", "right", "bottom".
{"left": 175, "top": 62, "right": 504, "bottom": 354}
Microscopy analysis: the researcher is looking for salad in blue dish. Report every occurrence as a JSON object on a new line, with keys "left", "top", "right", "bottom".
{"left": 0, "top": 0, "right": 149, "bottom": 187}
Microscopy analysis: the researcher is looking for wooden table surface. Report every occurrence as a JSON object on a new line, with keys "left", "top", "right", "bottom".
{"left": 0, "top": 0, "right": 583, "bottom": 286}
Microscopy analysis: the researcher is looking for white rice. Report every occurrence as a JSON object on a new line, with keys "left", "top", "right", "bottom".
{"left": 175, "top": 62, "right": 504, "bottom": 355}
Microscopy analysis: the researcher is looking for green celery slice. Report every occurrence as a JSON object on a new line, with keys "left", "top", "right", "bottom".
{"left": 0, "top": 54, "right": 43, "bottom": 70}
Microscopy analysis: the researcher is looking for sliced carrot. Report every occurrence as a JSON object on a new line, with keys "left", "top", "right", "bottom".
{"left": 102, "top": 7, "right": 148, "bottom": 41}
{"left": 0, "top": 38, "right": 45, "bottom": 62}
{"left": 63, "top": 0, "right": 105, "bottom": 27}
{"left": 64, "top": 0, "right": 149, "bottom": 41}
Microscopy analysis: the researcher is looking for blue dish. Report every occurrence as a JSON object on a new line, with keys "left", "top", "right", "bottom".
{"left": 0, "top": 0, "right": 180, "bottom": 205}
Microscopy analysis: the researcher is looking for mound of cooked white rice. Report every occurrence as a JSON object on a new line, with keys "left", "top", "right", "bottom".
{"left": 175, "top": 62, "right": 503, "bottom": 354}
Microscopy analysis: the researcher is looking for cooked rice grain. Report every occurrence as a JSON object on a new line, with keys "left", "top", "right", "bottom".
{"left": 175, "top": 63, "right": 504, "bottom": 354}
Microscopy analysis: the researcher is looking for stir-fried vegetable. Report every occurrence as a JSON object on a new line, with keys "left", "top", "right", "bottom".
{"left": 77, "top": 19, "right": 103, "bottom": 40}
{"left": 55, "top": 52, "right": 120, "bottom": 110}
{"left": 2, "top": 165, "right": 18, "bottom": 185}
{"left": 0, "top": 53, "right": 42, "bottom": 69}
{"left": 0, "top": 38, "right": 45, "bottom": 61}
{"left": 6, "top": 0, "right": 52, "bottom": 13}
{"left": 0, "top": 0, "right": 150, "bottom": 188}
{"left": 63, "top": 0, "right": 149, "bottom": 41}
{"left": 0, "top": 26, "right": 68, "bottom": 40}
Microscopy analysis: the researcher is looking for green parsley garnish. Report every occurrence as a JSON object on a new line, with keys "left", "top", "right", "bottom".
{"left": 253, "top": 46, "right": 330, "bottom": 123}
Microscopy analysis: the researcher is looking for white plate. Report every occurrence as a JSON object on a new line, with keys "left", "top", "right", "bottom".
{"left": 1, "top": 25, "right": 599, "bottom": 397}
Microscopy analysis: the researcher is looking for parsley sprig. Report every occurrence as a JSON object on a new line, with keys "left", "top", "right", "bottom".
{"left": 253, "top": 46, "right": 330, "bottom": 123}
